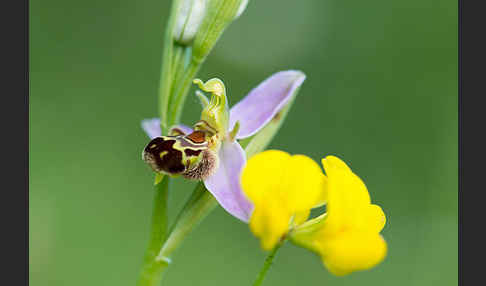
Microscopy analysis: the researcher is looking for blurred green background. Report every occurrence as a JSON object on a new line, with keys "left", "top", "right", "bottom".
{"left": 30, "top": 0, "right": 457, "bottom": 285}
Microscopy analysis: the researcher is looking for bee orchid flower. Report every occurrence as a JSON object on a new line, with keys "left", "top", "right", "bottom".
{"left": 142, "top": 70, "right": 306, "bottom": 222}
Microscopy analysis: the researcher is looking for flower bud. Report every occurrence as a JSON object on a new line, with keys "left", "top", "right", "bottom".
{"left": 235, "top": 0, "right": 248, "bottom": 18}
{"left": 173, "top": 0, "right": 208, "bottom": 45}
{"left": 192, "top": 0, "right": 245, "bottom": 62}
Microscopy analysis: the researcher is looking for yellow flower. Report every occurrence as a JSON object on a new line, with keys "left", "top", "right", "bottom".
{"left": 241, "top": 150, "right": 327, "bottom": 250}
{"left": 240, "top": 151, "right": 387, "bottom": 276}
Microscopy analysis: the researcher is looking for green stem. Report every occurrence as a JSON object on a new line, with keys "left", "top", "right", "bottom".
{"left": 137, "top": 182, "right": 217, "bottom": 286}
{"left": 170, "top": 45, "right": 187, "bottom": 98}
{"left": 156, "top": 182, "right": 218, "bottom": 261}
{"left": 252, "top": 241, "right": 284, "bottom": 286}
{"left": 171, "top": 45, "right": 183, "bottom": 77}
{"left": 158, "top": 0, "right": 181, "bottom": 133}
{"left": 137, "top": 176, "right": 171, "bottom": 286}
{"left": 167, "top": 60, "right": 201, "bottom": 128}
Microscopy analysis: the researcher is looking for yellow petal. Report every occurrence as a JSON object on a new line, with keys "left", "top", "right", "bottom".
{"left": 292, "top": 210, "right": 311, "bottom": 227}
{"left": 249, "top": 202, "right": 291, "bottom": 251}
{"left": 291, "top": 155, "right": 387, "bottom": 276}
{"left": 241, "top": 150, "right": 291, "bottom": 206}
{"left": 321, "top": 155, "right": 351, "bottom": 172}
{"left": 316, "top": 231, "right": 387, "bottom": 276}
{"left": 360, "top": 204, "right": 386, "bottom": 233}
{"left": 282, "top": 154, "right": 327, "bottom": 212}
{"left": 321, "top": 155, "right": 372, "bottom": 231}
{"left": 241, "top": 150, "right": 327, "bottom": 250}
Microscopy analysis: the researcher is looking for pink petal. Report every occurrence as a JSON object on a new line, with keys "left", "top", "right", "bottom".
{"left": 229, "top": 70, "right": 306, "bottom": 139}
{"left": 141, "top": 118, "right": 193, "bottom": 138}
{"left": 204, "top": 140, "right": 253, "bottom": 222}
{"left": 141, "top": 118, "right": 162, "bottom": 139}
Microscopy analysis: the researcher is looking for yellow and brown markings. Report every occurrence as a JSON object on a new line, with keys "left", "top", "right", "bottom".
{"left": 184, "top": 148, "right": 203, "bottom": 156}
{"left": 186, "top": 130, "right": 206, "bottom": 143}
{"left": 169, "top": 128, "right": 187, "bottom": 136}
{"left": 143, "top": 137, "right": 186, "bottom": 174}
{"left": 193, "top": 120, "right": 217, "bottom": 135}
{"left": 172, "top": 135, "right": 207, "bottom": 170}
{"left": 143, "top": 134, "right": 209, "bottom": 176}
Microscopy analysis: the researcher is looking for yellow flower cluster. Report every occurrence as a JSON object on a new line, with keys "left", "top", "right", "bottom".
{"left": 241, "top": 150, "right": 387, "bottom": 276}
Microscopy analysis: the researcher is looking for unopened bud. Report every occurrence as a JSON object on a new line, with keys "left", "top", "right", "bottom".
{"left": 235, "top": 0, "right": 248, "bottom": 18}
{"left": 173, "top": 0, "right": 208, "bottom": 45}
{"left": 192, "top": 0, "right": 247, "bottom": 62}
